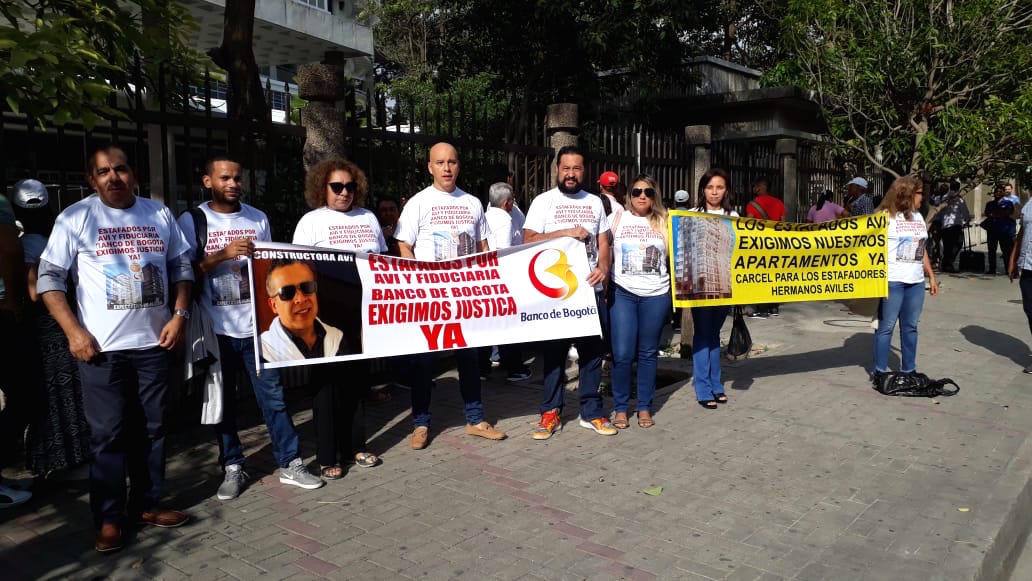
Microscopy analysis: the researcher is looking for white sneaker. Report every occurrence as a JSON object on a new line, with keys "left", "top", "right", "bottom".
{"left": 0, "top": 483, "right": 31, "bottom": 509}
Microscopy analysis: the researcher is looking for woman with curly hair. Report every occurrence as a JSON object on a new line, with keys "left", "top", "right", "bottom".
{"left": 608, "top": 174, "right": 670, "bottom": 429}
{"left": 873, "top": 176, "right": 938, "bottom": 380}
{"left": 292, "top": 159, "right": 384, "bottom": 479}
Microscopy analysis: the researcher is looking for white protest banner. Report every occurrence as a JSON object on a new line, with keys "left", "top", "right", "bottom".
{"left": 250, "top": 237, "right": 601, "bottom": 370}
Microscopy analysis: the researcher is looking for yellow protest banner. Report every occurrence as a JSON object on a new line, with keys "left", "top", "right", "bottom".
{"left": 668, "top": 211, "right": 888, "bottom": 307}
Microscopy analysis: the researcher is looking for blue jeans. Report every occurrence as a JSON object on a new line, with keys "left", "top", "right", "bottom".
{"left": 409, "top": 349, "right": 483, "bottom": 428}
{"left": 216, "top": 335, "right": 300, "bottom": 469}
{"left": 78, "top": 347, "right": 169, "bottom": 528}
{"left": 539, "top": 291, "right": 606, "bottom": 420}
{"left": 610, "top": 285, "right": 670, "bottom": 413}
{"left": 874, "top": 281, "right": 925, "bottom": 373}
{"left": 691, "top": 306, "right": 730, "bottom": 401}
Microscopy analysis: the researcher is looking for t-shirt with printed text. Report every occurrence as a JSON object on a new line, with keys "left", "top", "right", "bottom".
{"left": 395, "top": 186, "right": 488, "bottom": 261}
{"left": 178, "top": 201, "right": 271, "bottom": 338}
{"left": 886, "top": 211, "right": 928, "bottom": 284}
{"left": 611, "top": 212, "right": 669, "bottom": 297}
{"left": 41, "top": 194, "right": 191, "bottom": 351}
{"left": 524, "top": 188, "right": 610, "bottom": 271}
{"left": 292, "top": 206, "right": 387, "bottom": 253}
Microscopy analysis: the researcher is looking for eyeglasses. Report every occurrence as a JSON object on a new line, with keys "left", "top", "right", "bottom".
{"left": 271, "top": 281, "right": 318, "bottom": 301}
{"left": 328, "top": 181, "right": 358, "bottom": 195}
{"left": 631, "top": 187, "right": 656, "bottom": 198}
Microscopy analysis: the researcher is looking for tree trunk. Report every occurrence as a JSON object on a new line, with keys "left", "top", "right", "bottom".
{"left": 208, "top": 0, "right": 269, "bottom": 162}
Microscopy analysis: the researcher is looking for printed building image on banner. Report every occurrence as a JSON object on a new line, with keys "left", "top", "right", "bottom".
{"left": 250, "top": 238, "right": 602, "bottom": 371}
{"left": 672, "top": 214, "right": 735, "bottom": 300}
{"left": 668, "top": 211, "right": 889, "bottom": 308}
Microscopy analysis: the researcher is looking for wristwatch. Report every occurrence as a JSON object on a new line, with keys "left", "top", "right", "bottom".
{"left": 174, "top": 308, "right": 191, "bottom": 320}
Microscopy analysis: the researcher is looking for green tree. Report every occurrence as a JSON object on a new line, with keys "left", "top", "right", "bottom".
{"left": 0, "top": 1, "right": 201, "bottom": 128}
{"left": 769, "top": 0, "right": 1032, "bottom": 181}
{"left": 364, "top": 0, "right": 701, "bottom": 128}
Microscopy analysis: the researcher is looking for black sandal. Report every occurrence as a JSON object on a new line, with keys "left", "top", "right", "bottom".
{"left": 714, "top": 393, "right": 728, "bottom": 404}
{"left": 698, "top": 400, "right": 718, "bottom": 410}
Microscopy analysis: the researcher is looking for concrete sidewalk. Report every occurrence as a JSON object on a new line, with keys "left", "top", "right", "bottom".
{"left": 2, "top": 270, "right": 1031, "bottom": 580}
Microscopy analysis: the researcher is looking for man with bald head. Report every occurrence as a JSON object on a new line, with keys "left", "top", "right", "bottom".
{"left": 395, "top": 142, "right": 507, "bottom": 449}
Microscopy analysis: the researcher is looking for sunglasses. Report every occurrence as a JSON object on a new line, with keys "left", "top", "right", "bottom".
{"left": 328, "top": 181, "right": 358, "bottom": 194}
{"left": 631, "top": 187, "right": 656, "bottom": 198}
{"left": 271, "top": 281, "right": 318, "bottom": 301}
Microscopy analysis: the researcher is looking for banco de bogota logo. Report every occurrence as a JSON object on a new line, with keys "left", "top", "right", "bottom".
{"left": 528, "top": 249, "right": 578, "bottom": 300}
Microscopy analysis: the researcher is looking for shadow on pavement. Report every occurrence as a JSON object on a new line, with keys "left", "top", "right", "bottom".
{"left": 959, "top": 325, "right": 1029, "bottom": 367}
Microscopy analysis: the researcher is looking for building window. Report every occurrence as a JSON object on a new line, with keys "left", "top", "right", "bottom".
{"left": 269, "top": 90, "right": 288, "bottom": 111}
{"left": 189, "top": 79, "right": 229, "bottom": 101}
{"left": 293, "top": 0, "right": 329, "bottom": 11}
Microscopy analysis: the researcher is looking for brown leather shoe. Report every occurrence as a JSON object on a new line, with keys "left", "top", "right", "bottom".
{"left": 411, "top": 426, "right": 429, "bottom": 450}
{"left": 138, "top": 508, "right": 189, "bottom": 528}
{"left": 95, "top": 522, "right": 123, "bottom": 553}
{"left": 465, "top": 421, "right": 507, "bottom": 440}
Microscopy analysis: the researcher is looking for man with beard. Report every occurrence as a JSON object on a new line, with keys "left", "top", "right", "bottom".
{"left": 395, "top": 142, "right": 507, "bottom": 450}
{"left": 178, "top": 157, "right": 323, "bottom": 501}
{"left": 523, "top": 145, "right": 616, "bottom": 440}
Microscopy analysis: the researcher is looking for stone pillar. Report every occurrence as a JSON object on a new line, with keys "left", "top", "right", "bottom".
{"left": 678, "top": 125, "right": 713, "bottom": 355}
{"left": 297, "top": 55, "right": 349, "bottom": 171}
{"left": 777, "top": 138, "right": 799, "bottom": 221}
{"left": 685, "top": 125, "right": 712, "bottom": 195}
{"left": 546, "top": 103, "right": 579, "bottom": 157}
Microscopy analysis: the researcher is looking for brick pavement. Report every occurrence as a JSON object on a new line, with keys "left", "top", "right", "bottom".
{"left": 1, "top": 271, "right": 1031, "bottom": 580}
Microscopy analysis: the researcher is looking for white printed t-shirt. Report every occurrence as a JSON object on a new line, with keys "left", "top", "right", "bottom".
{"left": 293, "top": 206, "right": 386, "bottom": 253}
{"left": 178, "top": 202, "right": 271, "bottom": 338}
{"left": 395, "top": 186, "right": 488, "bottom": 261}
{"left": 887, "top": 211, "right": 927, "bottom": 284}
{"left": 524, "top": 188, "right": 610, "bottom": 270}
{"left": 41, "top": 194, "right": 191, "bottom": 352}
{"left": 611, "top": 213, "right": 669, "bottom": 296}
{"left": 485, "top": 206, "right": 521, "bottom": 250}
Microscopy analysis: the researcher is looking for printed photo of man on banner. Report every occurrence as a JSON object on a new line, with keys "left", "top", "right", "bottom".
{"left": 249, "top": 238, "right": 602, "bottom": 370}
{"left": 669, "top": 211, "right": 890, "bottom": 308}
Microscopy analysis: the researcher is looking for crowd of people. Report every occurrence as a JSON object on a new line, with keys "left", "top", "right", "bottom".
{"left": 0, "top": 140, "right": 1021, "bottom": 555}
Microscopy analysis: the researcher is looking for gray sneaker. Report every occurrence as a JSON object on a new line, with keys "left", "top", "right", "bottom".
{"left": 216, "top": 464, "right": 248, "bottom": 500}
{"left": 1024, "top": 364, "right": 1032, "bottom": 374}
{"left": 279, "top": 458, "right": 325, "bottom": 490}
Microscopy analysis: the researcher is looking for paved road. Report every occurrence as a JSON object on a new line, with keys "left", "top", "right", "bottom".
{"left": 2, "top": 270, "right": 1030, "bottom": 580}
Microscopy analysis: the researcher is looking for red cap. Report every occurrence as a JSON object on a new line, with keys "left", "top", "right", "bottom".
{"left": 598, "top": 171, "right": 619, "bottom": 187}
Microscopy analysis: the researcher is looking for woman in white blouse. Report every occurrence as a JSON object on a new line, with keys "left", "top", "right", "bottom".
{"left": 608, "top": 175, "right": 670, "bottom": 429}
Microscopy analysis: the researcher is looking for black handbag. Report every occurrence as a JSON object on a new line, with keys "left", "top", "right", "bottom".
{"left": 726, "top": 306, "right": 752, "bottom": 360}
{"left": 872, "top": 372, "right": 959, "bottom": 397}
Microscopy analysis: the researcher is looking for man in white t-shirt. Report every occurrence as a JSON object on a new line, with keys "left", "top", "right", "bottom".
{"left": 480, "top": 182, "right": 532, "bottom": 382}
{"left": 395, "top": 142, "right": 507, "bottom": 450}
{"left": 37, "top": 146, "right": 193, "bottom": 553}
{"left": 524, "top": 145, "right": 617, "bottom": 440}
{"left": 178, "top": 158, "right": 323, "bottom": 501}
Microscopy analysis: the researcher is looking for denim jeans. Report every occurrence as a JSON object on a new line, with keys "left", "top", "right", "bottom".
{"left": 691, "top": 306, "right": 730, "bottom": 401}
{"left": 215, "top": 335, "right": 300, "bottom": 470}
{"left": 78, "top": 347, "right": 168, "bottom": 528}
{"left": 409, "top": 349, "right": 483, "bottom": 428}
{"left": 539, "top": 291, "right": 606, "bottom": 420}
{"left": 610, "top": 285, "right": 670, "bottom": 413}
{"left": 874, "top": 281, "right": 926, "bottom": 373}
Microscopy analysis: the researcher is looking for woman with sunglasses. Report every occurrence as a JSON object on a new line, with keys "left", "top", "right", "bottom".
{"left": 872, "top": 177, "right": 938, "bottom": 381}
{"left": 293, "top": 158, "right": 385, "bottom": 479}
{"left": 690, "top": 168, "right": 738, "bottom": 409}
{"left": 608, "top": 175, "right": 670, "bottom": 429}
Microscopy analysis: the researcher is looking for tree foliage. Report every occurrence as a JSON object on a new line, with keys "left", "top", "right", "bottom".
{"left": 0, "top": 0, "right": 201, "bottom": 128}
{"left": 768, "top": 0, "right": 1032, "bottom": 181}
{"left": 364, "top": 0, "right": 701, "bottom": 125}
